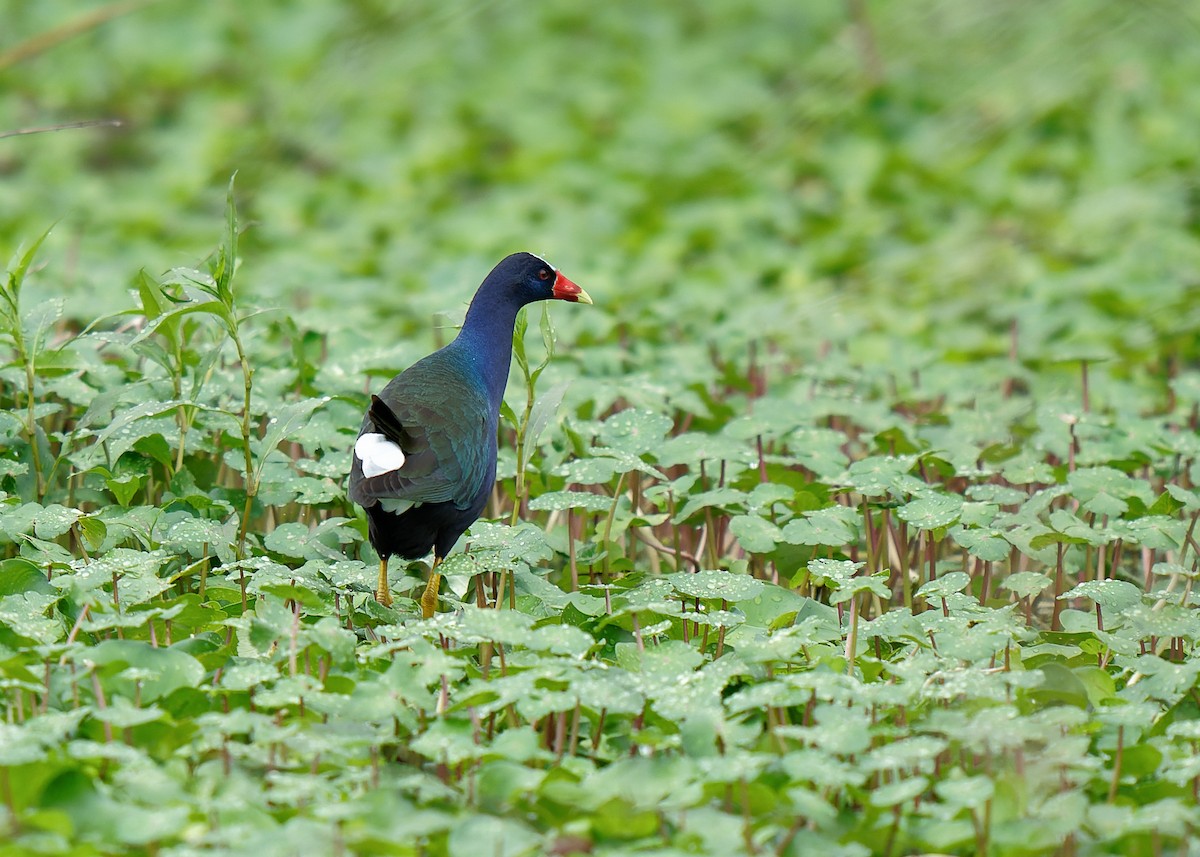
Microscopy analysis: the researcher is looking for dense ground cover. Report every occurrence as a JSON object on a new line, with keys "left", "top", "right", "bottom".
{"left": 4, "top": 1, "right": 1200, "bottom": 854}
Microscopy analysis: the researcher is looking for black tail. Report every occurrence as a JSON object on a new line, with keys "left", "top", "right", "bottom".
{"left": 365, "top": 498, "right": 477, "bottom": 562}
{"left": 369, "top": 395, "right": 415, "bottom": 449}
{"left": 365, "top": 502, "right": 436, "bottom": 560}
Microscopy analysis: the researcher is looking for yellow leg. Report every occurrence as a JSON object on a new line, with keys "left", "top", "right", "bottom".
{"left": 420, "top": 556, "right": 443, "bottom": 619}
{"left": 375, "top": 557, "right": 393, "bottom": 607}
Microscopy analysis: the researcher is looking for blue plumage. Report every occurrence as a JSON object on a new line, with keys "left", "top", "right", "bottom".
{"left": 348, "top": 252, "right": 591, "bottom": 614}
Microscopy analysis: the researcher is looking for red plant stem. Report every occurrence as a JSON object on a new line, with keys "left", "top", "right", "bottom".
{"left": 1107, "top": 725, "right": 1123, "bottom": 803}
{"left": 1108, "top": 540, "right": 1123, "bottom": 581}
{"left": 1081, "top": 360, "right": 1090, "bottom": 413}
{"left": 568, "top": 704, "right": 581, "bottom": 757}
{"left": 1002, "top": 319, "right": 1018, "bottom": 398}
{"left": 591, "top": 708, "right": 607, "bottom": 752}
{"left": 90, "top": 671, "right": 113, "bottom": 743}
{"left": 897, "top": 519, "right": 912, "bottom": 610}
{"left": 1051, "top": 543, "right": 1066, "bottom": 631}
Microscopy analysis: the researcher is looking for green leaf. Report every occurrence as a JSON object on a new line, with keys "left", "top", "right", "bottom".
{"left": 525, "top": 381, "right": 569, "bottom": 452}
{"left": 219, "top": 660, "right": 279, "bottom": 692}
{"left": 24, "top": 298, "right": 65, "bottom": 362}
{"left": 133, "top": 433, "right": 174, "bottom": 470}
{"left": 1058, "top": 579, "right": 1142, "bottom": 611}
{"left": 91, "top": 697, "right": 165, "bottom": 728}
{"left": 87, "top": 640, "right": 204, "bottom": 702}
{"left": 511, "top": 305, "right": 530, "bottom": 376}
{"left": 668, "top": 570, "right": 765, "bottom": 602}
{"left": 1026, "top": 662, "right": 1090, "bottom": 709}
{"left": 1029, "top": 530, "right": 1091, "bottom": 550}
{"left": 916, "top": 571, "right": 971, "bottom": 599}
{"left": 934, "top": 772, "right": 994, "bottom": 809}
{"left": 841, "top": 455, "right": 925, "bottom": 498}
{"left": 806, "top": 559, "right": 864, "bottom": 588}
{"left": 737, "top": 585, "right": 821, "bottom": 630}
{"left": 728, "top": 515, "right": 781, "bottom": 553}
{"left": 0, "top": 558, "right": 52, "bottom": 596}
{"left": 952, "top": 526, "right": 1011, "bottom": 561}
{"left": 898, "top": 493, "right": 963, "bottom": 529}
{"left": 81, "top": 400, "right": 189, "bottom": 459}
{"left": 216, "top": 172, "right": 240, "bottom": 302}
{"left": 253, "top": 396, "right": 330, "bottom": 482}
{"left": 828, "top": 574, "right": 891, "bottom": 604}
{"left": 673, "top": 486, "right": 748, "bottom": 523}
{"left": 162, "top": 516, "right": 237, "bottom": 564}
{"left": 0, "top": 592, "right": 62, "bottom": 643}
{"left": 0, "top": 724, "right": 49, "bottom": 766}
{"left": 33, "top": 504, "right": 83, "bottom": 540}
{"left": 129, "top": 298, "right": 231, "bottom": 344}
{"left": 657, "top": 432, "right": 756, "bottom": 467}
{"left": 598, "top": 409, "right": 674, "bottom": 455}
{"left": 528, "top": 490, "right": 614, "bottom": 513}
{"left": 779, "top": 505, "right": 858, "bottom": 546}
{"left": 499, "top": 398, "right": 519, "bottom": 433}
{"left": 1151, "top": 561, "right": 1200, "bottom": 580}
{"left": 555, "top": 450, "right": 664, "bottom": 484}
{"left": 535, "top": 300, "right": 556, "bottom": 374}
{"left": 0, "top": 501, "right": 39, "bottom": 540}
{"left": 105, "top": 472, "right": 143, "bottom": 506}
{"left": 2, "top": 226, "right": 54, "bottom": 324}
{"left": 869, "top": 776, "right": 928, "bottom": 807}
{"left": 1002, "top": 571, "right": 1054, "bottom": 599}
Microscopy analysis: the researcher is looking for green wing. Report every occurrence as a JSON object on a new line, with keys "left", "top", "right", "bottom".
{"left": 348, "top": 355, "right": 494, "bottom": 510}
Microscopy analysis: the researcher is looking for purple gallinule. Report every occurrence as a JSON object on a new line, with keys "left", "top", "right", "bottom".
{"left": 348, "top": 252, "right": 591, "bottom": 616}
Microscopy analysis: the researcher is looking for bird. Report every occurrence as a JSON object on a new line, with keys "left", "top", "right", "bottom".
{"left": 348, "top": 252, "right": 592, "bottom": 617}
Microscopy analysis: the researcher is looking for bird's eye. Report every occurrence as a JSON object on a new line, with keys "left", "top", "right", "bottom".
{"left": 537, "top": 269, "right": 550, "bottom": 281}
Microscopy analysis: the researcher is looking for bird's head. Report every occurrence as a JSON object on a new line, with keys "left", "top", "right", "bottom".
{"left": 499, "top": 252, "right": 592, "bottom": 307}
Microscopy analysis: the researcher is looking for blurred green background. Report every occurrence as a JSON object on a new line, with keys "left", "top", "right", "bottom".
{"left": 3, "top": 1, "right": 1200, "bottom": 367}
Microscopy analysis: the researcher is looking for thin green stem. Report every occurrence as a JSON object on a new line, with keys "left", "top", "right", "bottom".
{"left": 173, "top": 337, "right": 187, "bottom": 475}
{"left": 509, "top": 309, "right": 534, "bottom": 527}
{"left": 846, "top": 593, "right": 860, "bottom": 674}
{"left": 24, "top": 350, "right": 44, "bottom": 500}
{"left": 232, "top": 328, "right": 255, "bottom": 556}
{"left": 510, "top": 379, "right": 534, "bottom": 527}
{"left": 601, "top": 472, "right": 626, "bottom": 579}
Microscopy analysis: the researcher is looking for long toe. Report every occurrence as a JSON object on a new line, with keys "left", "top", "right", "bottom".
{"left": 420, "top": 572, "right": 442, "bottom": 618}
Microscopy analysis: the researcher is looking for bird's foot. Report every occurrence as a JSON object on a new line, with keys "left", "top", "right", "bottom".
{"left": 420, "top": 572, "right": 442, "bottom": 619}
{"left": 376, "top": 558, "right": 393, "bottom": 607}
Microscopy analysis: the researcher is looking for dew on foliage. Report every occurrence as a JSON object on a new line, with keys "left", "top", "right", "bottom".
{"left": 668, "top": 569, "right": 765, "bottom": 602}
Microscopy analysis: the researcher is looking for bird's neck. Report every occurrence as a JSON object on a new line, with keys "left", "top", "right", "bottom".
{"left": 451, "top": 289, "right": 523, "bottom": 410}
